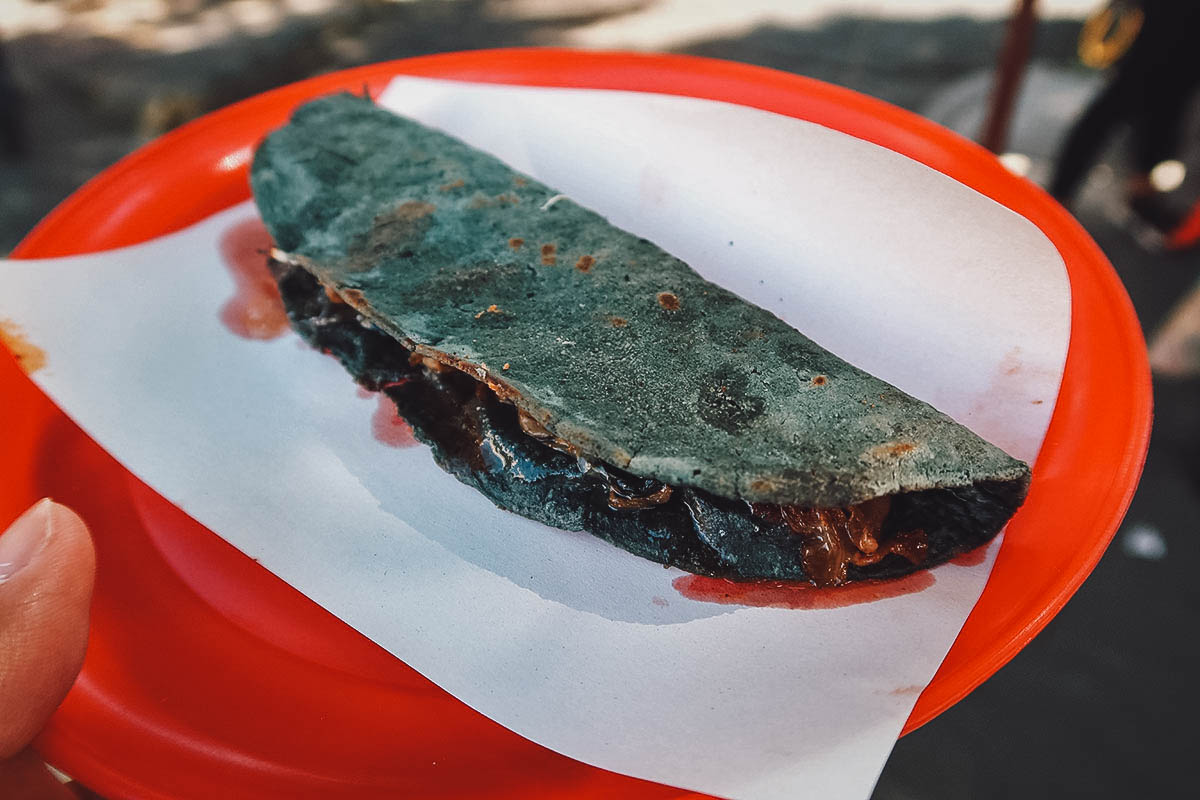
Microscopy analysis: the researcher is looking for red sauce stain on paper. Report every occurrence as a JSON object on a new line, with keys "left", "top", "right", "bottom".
{"left": 372, "top": 391, "right": 418, "bottom": 448}
{"left": 950, "top": 547, "right": 989, "bottom": 567}
{"left": 218, "top": 218, "right": 289, "bottom": 340}
{"left": 673, "top": 571, "right": 934, "bottom": 609}
{"left": 0, "top": 319, "right": 46, "bottom": 374}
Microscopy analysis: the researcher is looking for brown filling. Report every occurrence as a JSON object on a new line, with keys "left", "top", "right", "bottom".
{"left": 516, "top": 407, "right": 582, "bottom": 457}
{"left": 325, "top": 270, "right": 927, "bottom": 587}
{"left": 608, "top": 483, "right": 674, "bottom": 511}
{"left": 752, "top": 499, "right": 928, "bottom": 586}
{"left": 499, "top": 358, "right": 925, "bottom": 586}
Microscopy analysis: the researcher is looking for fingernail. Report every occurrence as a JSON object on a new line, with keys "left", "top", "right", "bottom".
{"left": 0, "top": 498, "right": 55, "bottom": 584}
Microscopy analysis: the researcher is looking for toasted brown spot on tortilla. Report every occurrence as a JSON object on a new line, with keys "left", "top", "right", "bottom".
{"left": 541, "top": 243, "right": 557, "bottom": 265}
{"left": 576, "top": 254, "right": 596, "bottom": 272}
{"left": 502, "top": 362, "right": 510, "bottom": 370}
{"left": 868, "top": 441, "right": 918, "bottom": 459}
{"left": 469, "top": 193, "right": 519, "bottom": 209}
{"left": 508, "top": 237, "right": 524, "bottom": 250}
{"left": 608, "top": 316, "right": 628, "bottom": 327}
{"left": 513, "top": 176, "right": 528, "bottom": 187}
{"left": 392, "top": 201, "right": 435, "bottom": 220}
{"left": 749, "top": 478, "right": 777, "bottom": 494}
{"left": 475, "top": 303, "right": 503, "bottom": 319}
{"left": 657, "top": 291, "right": 680, "bottom": 311}
{"left": 0, "top": 319, "right": 46, "bottom": 374}
{"left": 812, "top": 375, "right": 828, "bottom": 386}
{"left": 343, "top": 200, "right": 436, "bottom": 271}
{"left": 439, "top": 178, "right": 465, "bottom": 192}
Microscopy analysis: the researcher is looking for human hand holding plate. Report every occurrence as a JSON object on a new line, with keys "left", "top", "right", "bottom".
{"left": 0, "top": 501, "right": 94, "bottom": 799}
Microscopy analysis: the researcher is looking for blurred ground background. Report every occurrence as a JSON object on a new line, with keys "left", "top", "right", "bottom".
{"left": 1, "top": 1, "right": 1197, "bottom": 798}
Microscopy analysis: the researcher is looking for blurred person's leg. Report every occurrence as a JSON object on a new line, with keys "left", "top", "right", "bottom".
{"left": 1050, "top": 0, "right": 1200, "bottom": 207}
{"left": 1125, "top": 73, "right": 1200, "bottom": 230}
{"left": 1123, "top": 19, "right": 1200, "bottom": 232}
{"left": 1131, "top": 73, "right": 1200, "bottom": 177}
{"left": 1049, "top": 70, "right": 1140, "bottom": 204}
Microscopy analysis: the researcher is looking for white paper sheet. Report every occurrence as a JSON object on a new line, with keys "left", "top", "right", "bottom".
{"left": 0, "top": 78, "right": 1070, "bottom": 800}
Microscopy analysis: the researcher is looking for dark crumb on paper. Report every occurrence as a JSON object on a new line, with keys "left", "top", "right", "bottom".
{"left": 657, "top": 291, "right": 680, "bottom": 311}
{"left": 508, "top": 237, "right": 524, "bottom": 250}
{"left": 1031, "top": 399, "right": 1044, "bottom": 404}
{"left": 541, "top": 243, "right": 557, "bottom": 265}
{"left": 575, "top": 254, "right": 596, "bottom": 272}
{"left": 0, "top": 319, "right": 46, "bottom": 374}
{"left": 812, "top": 375, "right": 828, "bottom": 386}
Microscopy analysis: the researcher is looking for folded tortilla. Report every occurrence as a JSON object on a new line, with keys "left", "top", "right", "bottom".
{"left": 250, "top": 94, "right": 1031, "bottom": 586}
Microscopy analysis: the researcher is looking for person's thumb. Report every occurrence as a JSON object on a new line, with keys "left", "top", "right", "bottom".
{"left": 0, "top": 499, "right": 96, "bottom": 758}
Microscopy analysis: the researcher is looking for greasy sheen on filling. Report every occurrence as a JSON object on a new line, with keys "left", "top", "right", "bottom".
{"left": 509, "top": 377, "right": 928, "bottom": 586}
{"left": 272, "top": 255, "right": 945, "bottom": 587}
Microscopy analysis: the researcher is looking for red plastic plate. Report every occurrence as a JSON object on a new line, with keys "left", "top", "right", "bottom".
{"left": 2, "top": 50, "right": 1149, "bottom": 800}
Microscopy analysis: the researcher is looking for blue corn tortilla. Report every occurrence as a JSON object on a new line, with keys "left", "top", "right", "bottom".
{"left": 250, "top": 93, "right": 1031, "bottom": 585}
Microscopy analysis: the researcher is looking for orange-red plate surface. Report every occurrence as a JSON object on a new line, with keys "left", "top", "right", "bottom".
{"left": 2, "top": 50, "right": 1149, "bottom": 800}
